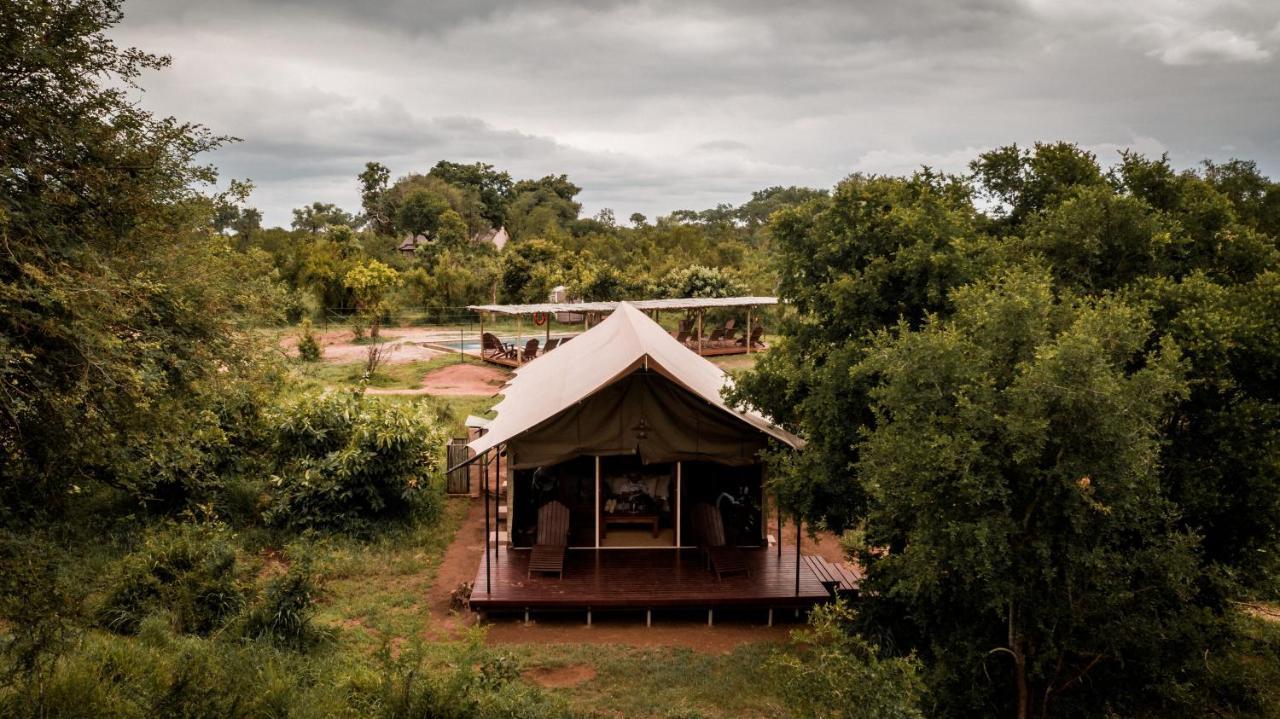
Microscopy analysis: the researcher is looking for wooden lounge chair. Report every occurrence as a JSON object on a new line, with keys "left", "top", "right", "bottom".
{"left": 692, "top": 502, "right": 749, "bottom": 579}
{"left": 543, "top": 338, "right": 561, "bottom": 352}
{"left": 519, "top": 338, "right": 540, "bottom": 361}
{"left": 736, "top": 325, "right": 765, "bottom": 349}
{"left": 528, "top": 501, "right": 570, "bottom": 579}
{"left": 704, "top": 328, "right": 726, "bottom": 347}
{"left": 481, "top": 332, "right": 516, "bottom": 361}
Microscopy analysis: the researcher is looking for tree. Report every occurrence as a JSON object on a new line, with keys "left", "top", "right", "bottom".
{"left": 629, "top": 212, "right": 647, "bottom": 228}
{"left": 358, "top": 161, "right": 391, "bottom": 234}
{"left": 428, "top": 160, "right": 513, "bottom": 228}
{"left": 652, "top": 264, "right": 747, "bottom": 299}
{"left": 504, "top": 175, "right": 582, "bottom": 241}
{"left": 343, "top": 260, "right": 401, "bottom": 339}
{"left": 852, "top": 268, "right": 1208, "bottom": 718}
{"left": 0, "top": 0, "right": 282, "bottom": 514}
{"left": 395, "top": 188, "right": 451, "bottom": 238}
{"left": 291, "top": 202, "right": 357, "bottom": 234}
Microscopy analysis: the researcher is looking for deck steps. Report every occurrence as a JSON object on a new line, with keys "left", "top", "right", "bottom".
{"left": 801, "top": 555, "right": 861, "bottom": 597}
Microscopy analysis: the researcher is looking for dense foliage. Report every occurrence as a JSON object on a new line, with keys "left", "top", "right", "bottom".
{"left": 733, "top": 144, "right": 1280, "bottom": 717}
{"left": 265, "top": 391, "right": 447, "bottom": 533}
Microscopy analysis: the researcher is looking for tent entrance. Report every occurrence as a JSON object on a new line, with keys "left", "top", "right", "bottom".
{"left": 597, "top": 455, "right": 677, "bottom": 548}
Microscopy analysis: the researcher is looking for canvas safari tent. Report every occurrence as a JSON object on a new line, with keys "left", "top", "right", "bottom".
{"left": 465, "top": 303, "right": 844, "bottom": 622}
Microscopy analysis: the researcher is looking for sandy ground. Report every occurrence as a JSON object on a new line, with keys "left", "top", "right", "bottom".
{"left": 282, "top": 327, "right": 462, "bottom": 363}
{"left": 365, "top": 364, "right": 508, "bottom": 397}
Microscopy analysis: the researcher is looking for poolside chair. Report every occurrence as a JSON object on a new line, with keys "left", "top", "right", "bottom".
{"left": 736, "top": 325, "right": 765, "bottom": 349}
{"left": 704, "top": 328, "right": 726, "bottom": 347}
{"left": 528, "top": 501, "right": 570, "bottom": 579}
{"left": 481, "top": 332, "right": 516, "bottom": 361}
{"left": 519, "top": 338, "right": 540, "bottom": 361}
{"left": 674, "top": 329, "right": 692, "bottom": 345}
{"left": 543, "top": 338, "right": 561, "bottom": 352}
{"left": 692, "top": 503, "right": 748, "bottom": 579}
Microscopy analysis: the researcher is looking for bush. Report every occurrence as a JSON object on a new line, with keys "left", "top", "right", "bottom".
{"left": 95, "top": 522, "right": 247, "bottom": 636}
{"left": 296, "top": 319, "right": 322, "bottom": 361}
{"left": 240, "top": 553, "right": 327, "bottom": 650}
{"left": 264, "top": 390, "right": 448, "bottom": 533}
{"left": 771, "top": 601, "right": 924, "bottom": 719}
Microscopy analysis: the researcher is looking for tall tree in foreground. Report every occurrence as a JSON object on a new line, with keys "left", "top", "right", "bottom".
{"left": 0, "top": 0, "right": 279, "bottom": 513}
{"left": 850, "top": 268, "right": 1215, "bottom": 717}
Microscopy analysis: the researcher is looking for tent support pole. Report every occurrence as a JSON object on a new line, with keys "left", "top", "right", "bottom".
{"left": 777, "top": 492, "right": 782, "bottom": 557}
{"left": 795, "top": 512, "right": 801, "bottom": 596}
{"left": 483, "top": 450, "right": 491, "bottom": 594}
{"left": 675, "top": 462, "right": 682, "bottom": 547}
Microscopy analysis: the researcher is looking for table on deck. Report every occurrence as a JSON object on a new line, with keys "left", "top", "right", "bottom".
{"left": 600, "top": 512, "right": 660, "bottom": 538}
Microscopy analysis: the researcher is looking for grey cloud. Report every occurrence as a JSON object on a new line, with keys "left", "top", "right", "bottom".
{"left": 112, "top": 0, "right": 1280, "bottom": 226}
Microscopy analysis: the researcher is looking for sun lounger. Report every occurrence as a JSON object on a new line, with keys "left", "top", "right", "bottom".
{"left": 528, "top": 501, "right": 570, "bottom": 579}
{"left": 692, "top": 502, "right": 748, "bottom": 579}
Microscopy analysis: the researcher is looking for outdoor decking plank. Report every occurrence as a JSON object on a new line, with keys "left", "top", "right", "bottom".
{"left": 469, "top": 547, "right": 831, "bottom": 610}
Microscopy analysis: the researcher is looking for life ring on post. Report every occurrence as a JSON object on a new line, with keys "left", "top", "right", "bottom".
{"left": 533, "top": 312, "right": 548, "bottom": 326}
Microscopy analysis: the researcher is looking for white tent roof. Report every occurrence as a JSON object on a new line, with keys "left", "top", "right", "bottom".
{"left": 467, "top": 302, "right": 802, "bottom": 458}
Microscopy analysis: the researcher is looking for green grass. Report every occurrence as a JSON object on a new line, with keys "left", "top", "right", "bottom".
{"left": 291, "top": 354, "right": 493, "bottom": 392}
{"left": 509, "top": 642, "right": 788, "bottom": 718}
{"left": 312, "top": 498, "right": 469, "bottom": 653}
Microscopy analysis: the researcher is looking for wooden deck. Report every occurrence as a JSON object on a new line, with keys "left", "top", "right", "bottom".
{"left": 468, "top": 546, "right": 832, "bottom": 612}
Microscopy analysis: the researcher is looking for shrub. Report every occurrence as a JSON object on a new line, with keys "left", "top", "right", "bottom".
{"left": 771, "top": 601, "right": 924, "bottom": 719}
{"left": 265, "top": 390, "right": 448, "bottom": 533}
{"left": 296, "top": 319, "right": 322, "bottom": 361}
{"left": 241, "top": 553, "right": 327, "bottom": 650}
{"left": 95, "top": 522, "right": 247, "bottom": 636}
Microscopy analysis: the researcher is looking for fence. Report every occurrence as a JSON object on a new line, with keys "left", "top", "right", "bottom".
{"left": 446, "top": 437, "right": 471, "bottom": 495}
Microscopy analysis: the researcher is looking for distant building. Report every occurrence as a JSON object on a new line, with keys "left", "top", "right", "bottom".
{"left": 397, "top": 233, "right": 428, "bottom": 255}
{"left": 400, "top": 226, "right": 509, "bottom": 256}
{"left": 473, "top": 226, "right": 509, "bottom": 251}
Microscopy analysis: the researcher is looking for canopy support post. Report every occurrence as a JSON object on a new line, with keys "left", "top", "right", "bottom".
{"left": 746, "top": 306, "right": 753, "bottom": 354}
{"left": 697, "top": 310, "right": 704, "bottom": 355}
{"left": 517, "top": 314, "right": 523, "bottom": 365}
{"left": 478, "top": 313, "right": 485, "bottom": 364}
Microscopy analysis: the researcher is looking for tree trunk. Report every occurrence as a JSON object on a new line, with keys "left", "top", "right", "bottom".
{"left": 1010, "top": 603, "right": 1029, "bottom": 719}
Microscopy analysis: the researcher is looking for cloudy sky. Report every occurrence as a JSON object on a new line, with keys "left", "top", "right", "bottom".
{"left": 114, "top": 0, "right": 1280, "bottom": 227}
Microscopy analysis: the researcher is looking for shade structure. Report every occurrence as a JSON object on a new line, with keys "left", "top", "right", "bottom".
{"left": 467, "top": 296, "right": 778, "bottom": 315}
{"left": 467, "top": 302, "right": 801, "bottom": 468}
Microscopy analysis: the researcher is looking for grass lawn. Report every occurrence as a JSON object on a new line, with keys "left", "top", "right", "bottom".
{"left": 510, "top": 642, "right": 788, "bottom": 718}
{"left": 312, "top": 497, "right": 470, "bottom": 653}
{"left": 291, "top": 354, "right": 483, "bottom": 391}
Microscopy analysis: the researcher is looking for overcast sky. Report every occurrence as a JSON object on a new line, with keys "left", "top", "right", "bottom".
{"left": 114, "top": 0, "right": 1280, "bottom": 228}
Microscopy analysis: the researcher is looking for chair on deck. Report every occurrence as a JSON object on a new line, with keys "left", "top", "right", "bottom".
{"left": 692, "top": 502, "right": 749, "bottom": 579}
{"left": 543, "top": 338, "right": 561, "bottom": 352}
{"left": 704, "top": 328, "right": 726, "bottom": 347}
{"left": 482, "top": 333, "right": 516, "bottom": 361}
{"left": 736, "top": 325, "right": 765, "bottom": 349}
{"left": 528, "top": 501, "right": 570, "bottom": 579}
{"left": 520, "top": 338, "right": 540, "bottom": 361}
